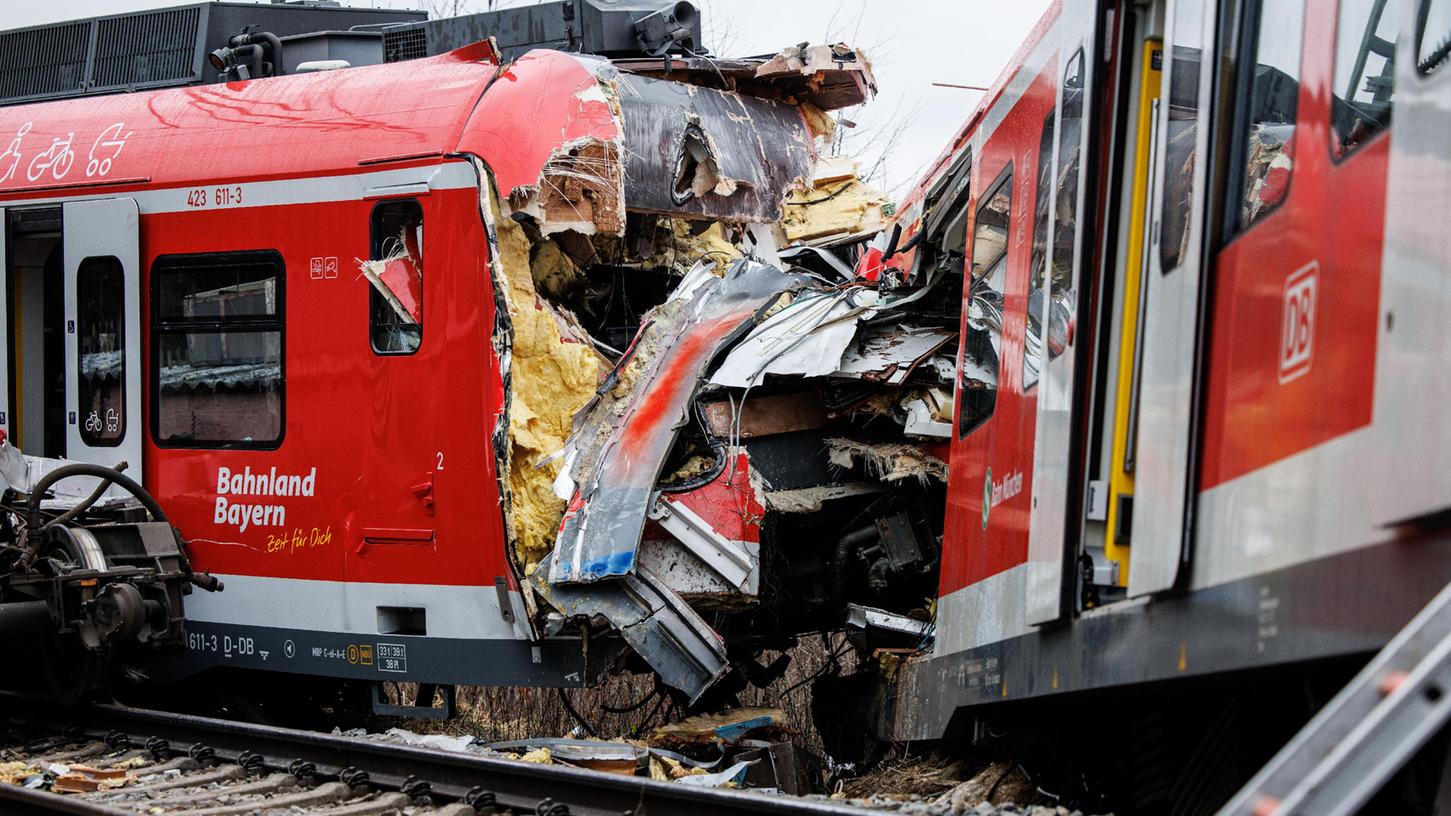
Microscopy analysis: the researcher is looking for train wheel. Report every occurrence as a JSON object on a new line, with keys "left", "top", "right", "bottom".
{"left": 38, "top": 636, "right": 106, "bottom": 705}
{"left": 34, "top": 531, "right": 110, "bottom": 704}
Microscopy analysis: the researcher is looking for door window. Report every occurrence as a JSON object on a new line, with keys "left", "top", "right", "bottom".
{"left": 1049, "top": 51, "right": 1085, "bottom": 359}
{"left": 1025, "top": 109, "right": 1056, "bottom": 392}
{"left": 960, "top": 168, "right": 1013, "bottom": 438}
{"left": 76, "top": 255, "right": 125, "bottom": 446}
{"left": 1159, "top": 1, "right": 1206, "bottom": 272}
{"left": 1235, "top": 0, "right": 1305, "bottom": 229}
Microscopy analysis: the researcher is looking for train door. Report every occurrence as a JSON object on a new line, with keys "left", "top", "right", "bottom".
{"left": 1372, "top": 0, "right": 1451, "bottom": 527}
{"left": 1129, "top": 0, "right": 1219, "bottom": 597}
{"left": 64, "top": 199, "right": 142, "bottom": 488}
{"left": 348, "top": 196, "right": 439, "bottom": 589}
{"left": 1024, "top": 3, "right": 1098, "bottom": 625}
{"left": 1, "top": 199, "right": 141, "bottom": 487}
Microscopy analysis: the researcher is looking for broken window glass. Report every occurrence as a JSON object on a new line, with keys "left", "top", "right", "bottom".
{"left": 1237, "top": 0, "right": 1303, "bottom": 227}
{"left": 1159, "top": 1, "right": 1204, "bottom": 273}
{"left": 1025, "top": 108, "right": 1056, "bottom": 391}
{"left": 76, "top": 256, "right": 125, "bottom": 446}
{"left": 153, "top": 251, "right": 283, "bottom": 448}
{"left": 960, "top": 170, "right": 1012, "bottom": 439}
{"left": 1333, "top": 0, "right": 1402, "bottom": 157}
{"left": 367, "top": 199, "right": 424, "bottom": 355}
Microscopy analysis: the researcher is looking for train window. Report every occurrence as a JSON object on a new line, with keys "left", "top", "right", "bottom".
{"left": 1025, "top": 108, "right": 1055, "bottom": 392}
{"left": 1235, "top": 0, "right": 1305, "bottom": 229}
{"left": 1049, "top": 51, "right": 1085, "bottom": 359}
{"left": 1421, "top": 0, "right": 1451, "bottom": 75}
{"left": 152, "top": 251, "right": 284, "bottom": 449}
{"left": 959, "top": 167, "right": 1012, "bottom": 439}
{"left": 368, "top": 200, "right": 423, "bottom": 355}
{"left": 1332, "top": 0, "right": 1404, "bottom": 158}
{"left": 1159, "top": 1, "right": 1205, "bottom": 272}
{"left": 76, "top": 256, "right": 125, "bottom": 447}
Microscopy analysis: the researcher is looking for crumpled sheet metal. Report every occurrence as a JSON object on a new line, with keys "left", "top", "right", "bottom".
{"left": 530, "top": 553, "right": 730, "bottom": 704}
{"left": 709, "top": 288, "right": 879, "bottom": 389}
{"left": 464, "top": 49, "right": 825, "bottom": 234}
{"left": 549, "top": 259, "right": 804, "bottom": 586}
{"left": 606, "top": 66, "right": 816, "bottom": 223}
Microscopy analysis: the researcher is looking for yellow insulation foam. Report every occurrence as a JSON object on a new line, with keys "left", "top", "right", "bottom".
{"left": 781, "top": 175, "right": 888, "bottom": 243}
{"left": 495, "top": 207, "right": 605, "bottom": 574}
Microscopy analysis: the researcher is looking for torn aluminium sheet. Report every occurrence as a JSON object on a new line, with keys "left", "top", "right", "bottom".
{"left": 549, "top": 259, "right": 804, "bottom": 586}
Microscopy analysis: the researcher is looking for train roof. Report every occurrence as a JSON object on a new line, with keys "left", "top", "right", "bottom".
{"left": 0, "top": 43, "right": 505, "bottom": 198}
{"left": 893, "top": 0, "right": 1063, "bottom": 218}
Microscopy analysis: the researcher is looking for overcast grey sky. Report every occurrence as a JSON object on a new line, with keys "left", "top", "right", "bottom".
{"left": 5, "top": 1, "right": 1051, "bottom": 197}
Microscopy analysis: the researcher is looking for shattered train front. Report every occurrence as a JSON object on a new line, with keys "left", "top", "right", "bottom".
{"left": 465, "top": 43, "right": 954, "bottom": 704}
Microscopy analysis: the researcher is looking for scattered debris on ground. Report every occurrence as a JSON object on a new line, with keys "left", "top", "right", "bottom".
{"left": 819, "top": 755, "right": 1109, "bottom": 816}
{"left": 337, "top": 706, "right": 816, "bottom": 793}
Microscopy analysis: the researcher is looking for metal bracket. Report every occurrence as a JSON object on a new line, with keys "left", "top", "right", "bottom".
{"left": 493, "top": 576, "right": 515, "bottom": 624}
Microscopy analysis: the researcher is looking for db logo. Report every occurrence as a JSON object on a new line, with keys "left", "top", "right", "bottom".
{"left": 1279, "top": 262, "right": 1317, "bottom": 383}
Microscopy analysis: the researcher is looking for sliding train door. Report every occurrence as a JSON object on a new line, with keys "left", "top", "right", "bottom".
{"left": 63, "top": 198, "right": 142, "bottom": 488}
{"left": 1130, "top": 0, "right": 1218, "bottom": 597}
{"left": 1024, "top": 3, "right": 1098, "bottom": 625}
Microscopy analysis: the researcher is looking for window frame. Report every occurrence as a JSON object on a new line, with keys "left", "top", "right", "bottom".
{"left": 958, "top": 162, "right": 1015, "bottom": 441}
{"left": 76, "top": 254, "right": 127, "bottom": 448}
{"left": 368, "top": 198, "right": 424, "bottom": 356}
{"left": 150, "top": 249, "right": 286, "bottom": 451}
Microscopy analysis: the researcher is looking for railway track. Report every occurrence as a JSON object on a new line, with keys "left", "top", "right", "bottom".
{"left": 0, "top": 696, "right": 875, "bottom": 816}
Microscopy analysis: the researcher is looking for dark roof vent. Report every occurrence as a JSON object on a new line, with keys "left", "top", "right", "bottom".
{"left": 381, "top": 1, "right": 704, "bottom": 64}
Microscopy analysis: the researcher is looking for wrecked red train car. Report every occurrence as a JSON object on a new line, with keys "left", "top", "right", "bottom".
{"left": 0, "top": 1, "right": 919, "bottom": 713}
{"left": 824, "top": 0, "right": 1451, "bottom": 805}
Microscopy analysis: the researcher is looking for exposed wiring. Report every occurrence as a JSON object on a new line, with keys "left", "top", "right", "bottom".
{"left": 555, "top": 687, "right": 599, "bottom": 737}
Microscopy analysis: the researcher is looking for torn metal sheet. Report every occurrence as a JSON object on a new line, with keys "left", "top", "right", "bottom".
{"left": 484, "top": 738, "right": 644, "bottom": 775}
{"left": 845, "top": 603, "right": 933, "bottom": 650}
{"left": 834, "top": 324, "right": 957, "bottom": 385}
{"left": 709, "top": 289, "right": 879, "bottom": 389}
{"left": 530, "top": 553, "right": 729, "bottom": 704}
{"left": 675, "top": 761, "right": 755, "bottom": 789}
{"left": 606, "top": 65, "right": 816, "bottom": 223}
{"left": 550, "top": 259, "right": 803, "bottom": 586}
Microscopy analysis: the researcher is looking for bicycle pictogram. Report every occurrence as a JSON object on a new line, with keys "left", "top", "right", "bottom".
{"left": 27, "top": 131, "right": 75, "bottom": 183}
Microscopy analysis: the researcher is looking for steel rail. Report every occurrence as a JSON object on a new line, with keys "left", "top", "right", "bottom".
{"left": 0, "top": 696, "right": 877, "bottom": 816}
